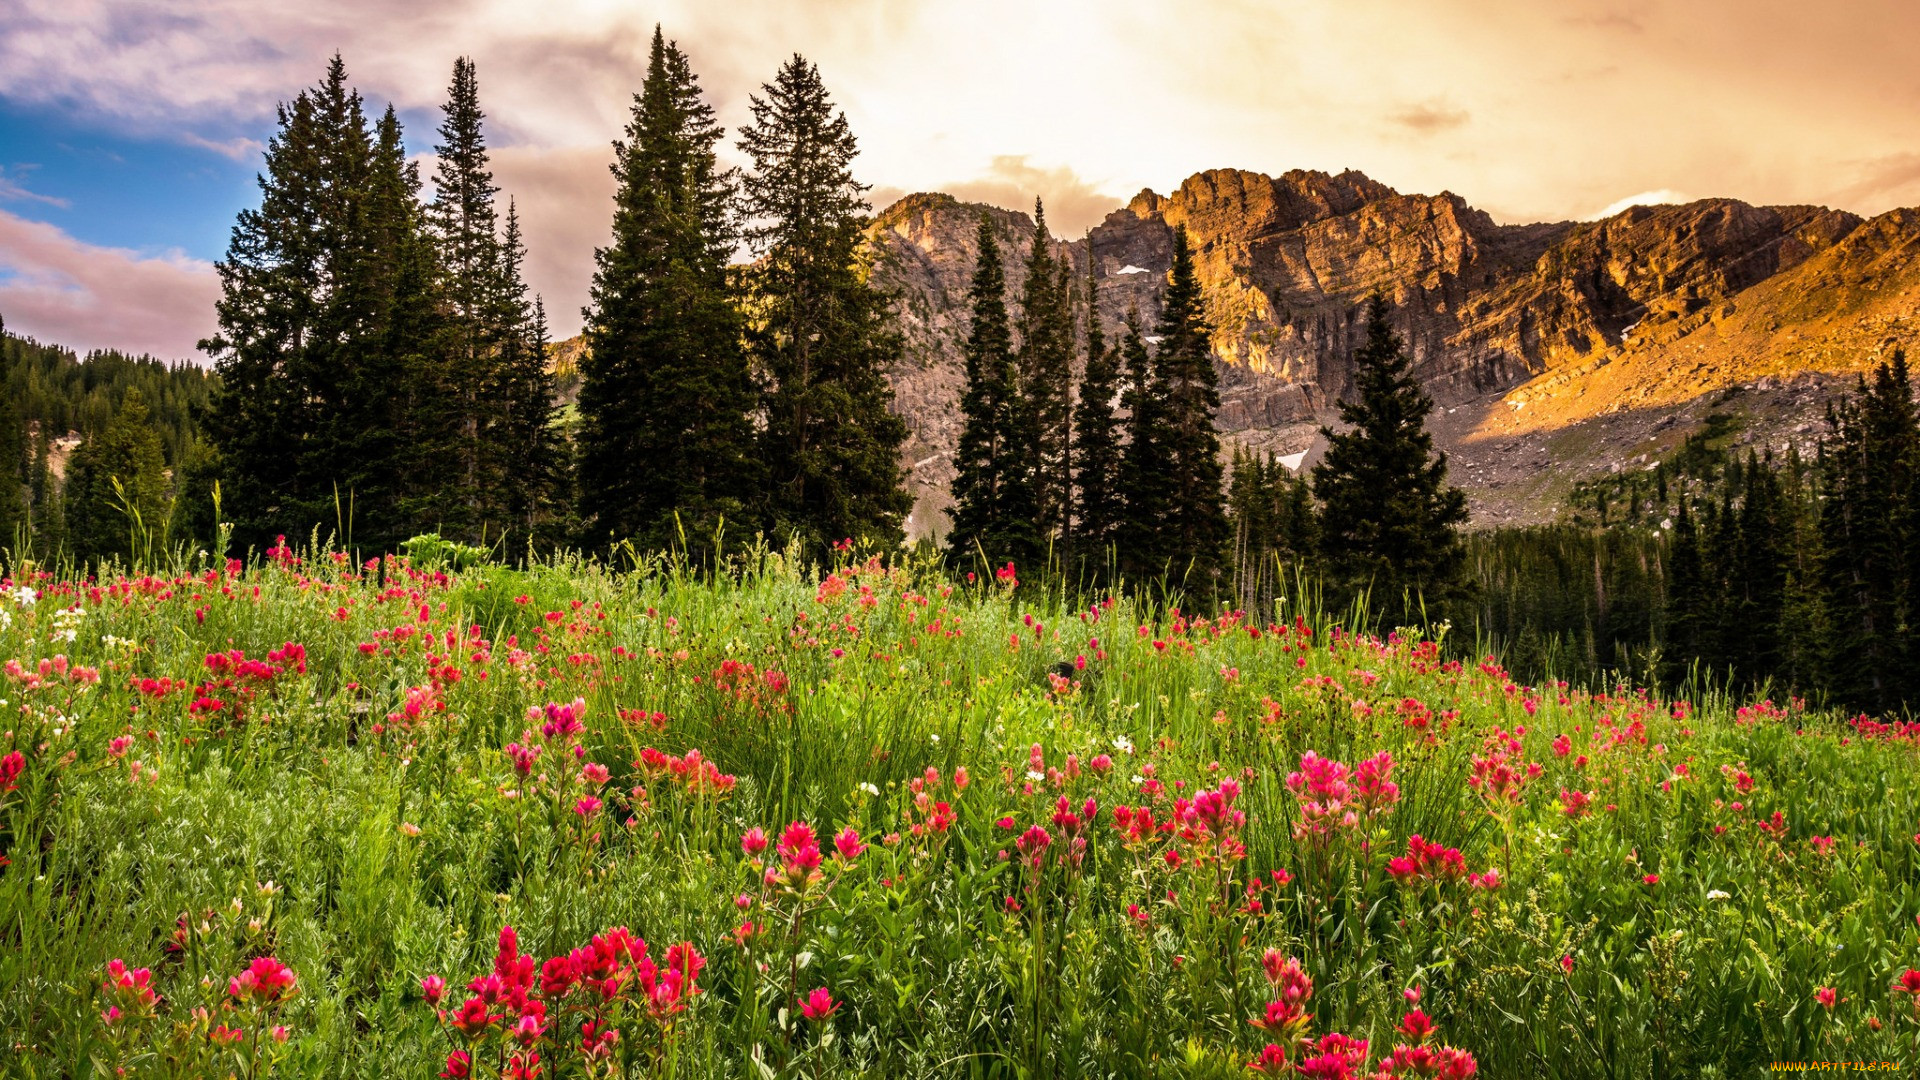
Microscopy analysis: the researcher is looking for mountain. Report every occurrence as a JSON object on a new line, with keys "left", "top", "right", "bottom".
{"left": 866, "top": 169, "right": 1920, "bottom": 536}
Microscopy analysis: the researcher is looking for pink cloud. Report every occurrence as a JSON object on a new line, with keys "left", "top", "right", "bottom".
{"left": 0, "top": 209, "right": 218, "bottom": 360}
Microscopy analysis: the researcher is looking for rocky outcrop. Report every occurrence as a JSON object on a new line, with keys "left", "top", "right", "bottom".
{"left": 866, "top": 167, "right": 1920, "bottom": 535}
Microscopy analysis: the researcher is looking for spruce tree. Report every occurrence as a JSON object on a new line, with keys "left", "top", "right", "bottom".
{"left": 737, "top": 55, "right": 910, "bottom": 553}
{"left": 203, "top": 55, "right": 377, "bottom": 550}
{"left": 65, "top": 390, "right": 168, "bottom": 564}
{"left": 1152, "top": 227, "right": 1229, "bottom": 588}
{"left": 948, "top": 212, "right": 1034, "bottom": 568}
{"left": 490, "top": 204, "right": 564, "bottom": 544}
{"left": 582, "top": 28, "right": 760, "bottom": 554}
{"left": 426, "top": 56, "right": 503, "bottom": 536}
{"left": 1070, "top": 252, "right": 1123, "bottom": 566}
{"left": 1312, "top": 295, "right": 1469, "bottom": 614}
{"left": 1114, "top": 308, "right": 1171, "bottom": 580}
{"left": 1013, "top": 200, "right": 1074, "bottom": 550}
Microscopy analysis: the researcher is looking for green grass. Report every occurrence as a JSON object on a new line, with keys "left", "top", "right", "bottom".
{"left": 1, "top": 546, "right": 1916, "bottom": 1078}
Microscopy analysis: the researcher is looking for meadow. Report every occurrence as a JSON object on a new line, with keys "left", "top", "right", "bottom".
{"left": 1, "top": 541, "right": 1916, "bottom": 1078}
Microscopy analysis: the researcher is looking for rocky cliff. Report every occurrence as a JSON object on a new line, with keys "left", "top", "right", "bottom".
{"left": 866, "top": 168, "right": 1920, "bottom": 535}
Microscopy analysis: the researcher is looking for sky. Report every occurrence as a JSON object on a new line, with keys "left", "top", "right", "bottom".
{"left": 4, "top": 0, "right": 1920, "bottom": 359}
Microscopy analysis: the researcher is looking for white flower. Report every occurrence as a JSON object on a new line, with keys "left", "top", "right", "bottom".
{"left": 50, "top": 629, "right": 76, "bottom": 644}
{"left": 1112, "top": 735, "right": 1134, "bottom": 754}
{"left": 929, "top": 733, "right": 940, "bottom": 743}
{"left": 10, "top": 586, "right": 36, "bottom": 608}
{"left": 1131, "top": 774, "right": 1145, "bottom": 785}
{"left": 1025, "top": 770, "right": 1044, "bottom": 783}
{"left": 1706, "top": 889, "right": 1731, "bottom": 901}
{"left": 857, "top": 782, "right": 880, "bottom": 797}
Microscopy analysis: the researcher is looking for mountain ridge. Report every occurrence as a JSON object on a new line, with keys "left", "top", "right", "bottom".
{"left": 863, "top": 167, "right": 1920, "bottom": 536}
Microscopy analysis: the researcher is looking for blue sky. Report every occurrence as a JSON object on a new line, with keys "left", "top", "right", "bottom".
{"left": 0, "top": 100, "right": 258, "bottom": 261}
{"left": 5, "top": 0, "right": 1920, "bottom": 361}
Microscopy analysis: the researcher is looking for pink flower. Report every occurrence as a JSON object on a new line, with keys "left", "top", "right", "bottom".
{"left": 741, "top": 827, "right": 769, "bottom": 856}
{"left": 1816, "top": 986, "right": 1837, "bottom": 1009}
{"left": 228, "top": 956, "right": 297, "bottom": 1002}
{"left": 1642, "top": 873, "right": 1659, "bottom": 886}
{"left": 778, "top": 821, "right": 823, "bottom": 877}
{"left": 271, "top": 1025, "right": 289, "bottom": 1043}
{"left": 440, "top": 1050, "right": 472, "bottom": 1079}
{"left": 1398, "top": 1009, "right": 1436, "bottom": 1041}
{"left": 574, "top": 796, "right": 602, "bottom": 817}
{"left": 800, "top": 986, "right": 838, "bottom": 1021}
{"left": 833, "top": 827, "right": 866, "bottom": 860}
{"left": 421, "top": 975, "right": 446, "bottom": 1004}
{"left": 1561, "top": 955, "right": 1575, "bottom": 975}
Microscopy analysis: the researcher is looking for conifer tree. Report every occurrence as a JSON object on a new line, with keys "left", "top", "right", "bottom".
{"left": 65, "top": 390, "right": 168, "bottom": 564}
{"left": 737, "top": 55, "right": 909, "bottom": 553}
{"left": 948, "top": 212, "right": 1034, "bottom": 567}
{"left": 203, "top": 55, "right": 378, "bottom": 550}
{"left": 1114, "top": 308, "right": 1171, "bottom": 580}
{"left": 582, "top": 28, "right": 759, "bottom": 554}
{"left": 1070, "top": 252, "right": 1123, "bottom": 565}
{"left": 427, "top": 56, "right": 503, "bottom": 535}
{"left": 1152, "top": 227, "right": 1229, "bottom": 587}
{"left": 0, "top": 395, "right": 25, "bottom": 548}
{"left": 1312, "top": 295, "right": 1469, "bottom": 613}
{"left": 1013, "top": 200, "right": 1074, "bottom": 549}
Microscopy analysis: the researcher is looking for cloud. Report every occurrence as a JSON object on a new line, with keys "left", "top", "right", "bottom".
{"left": 1837, "top": 152, "right": 1920, "bottom": 215}
{"left": 872, "top": 155, "right": 1121, "bottom": 237}
{"left": 0, "top": 209, "right": 218, "bottom": 359}
{"left": 1388, "top": 101, "right": 1470, "bottom": 136}
{"left": 488, "top": 145, "right": 620, "bottom": 339}
{"left": 0, "top": 166, "right": 70, "bottom": 208}
{"left": 179, "top": 133, "right": 267, "bottom": 161}
{"left": 1584, "top": 189, "right": 1691, "bottom": 220}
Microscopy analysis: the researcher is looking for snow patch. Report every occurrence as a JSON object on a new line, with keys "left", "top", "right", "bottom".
{"left": 1113, "top": 264, "right": 1150, "bottom": 276}
{"left": 1278, "top": 451, "right": 1308, "bottom": 472}
{"left": 1144, "top": 335, "right": 1165, "bottom": 345}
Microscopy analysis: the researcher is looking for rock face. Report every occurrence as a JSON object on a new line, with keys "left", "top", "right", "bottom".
{"left": 865, "top": 168, "right": 1920, "bottom": 536}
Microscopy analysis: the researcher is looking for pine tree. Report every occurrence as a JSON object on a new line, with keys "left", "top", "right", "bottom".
{"left": 737, "top": 55, "right": 909, "bottom": 553}
{"left": 426, "top": 56, "right": 504, "bottom": 537}
{"left": 65, "top": 390, "right": 168, "bottom": 564}
{"left": 1312, "top": 295, "right": 1469, "bottom": 614}
{"left": 1153, "top": 227, "right": 1229, "bottom": 588}
{"left": 0, "top": 394, "right": 26, "bottom": 549}
{"left": 582, "top": 29, "right": 760, "bottom": 554}
{"left": 1070, "top": 251, "right": 1123, "bottom": 567}
{"left": 948, "top": 211, "right": 1035, "bottom": 568}
{"left": 1013, "top": 200, "right": 1074, "bottom": 550}
{"left": 1729, "top": 452, "right": 1788, "bottom": 683}
{"left": 203, "top": 55, "right": 378, "bottom": 551}
{"left": 489, "top": 204, "right": 564, "bottom": 545}
{"left": 1114, "top": 308, "right": 1171, "bottom": 580}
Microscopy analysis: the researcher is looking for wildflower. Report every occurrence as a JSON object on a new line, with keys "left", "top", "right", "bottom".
{"left": 228, "top": 956, "right": 297, "bottom": 1002}
{"left": 1642, "top": 874, "right": 1659, "bottom": 886}
{"left": 800, "top": 986, "right": 839, "bottom": 1021}
{"left": 440, "top": 1051, "right": 472, "bottom": 1079}
{"left": 0, "top": 750, "right": 23, "bottom": 793}
{"left": 741, "top": 827, "right": 769, "bottom": 856}
{"left": 108, "top": 736, "right": 132, "bottom": 758}
{"left": 1810, "top": 835, "right": 1836, "bottom": 856}
{"left": 1894, "top": 969, "right": 1920, "bottom": 998}
{"left": 777, "top": 821, "right": 823, "bottom": 879}
{"left": 1561, "top": 955, "right": 1574, "bottom": 975}
{"left": 1816, "top": 986, "right": 1837, "bottom": 1009}
{"left": 1398, "top": 1009, "right": 1436, "bottom": 1041}
{"left": 1706, "top": 889, "right": 1731, "bottom": 901}
{"left": 271, "top": 1025, "right": 290, "bottom": 1043}
{"left": 421, "top": 974, "right": 446, "bottom": 1004}
{"left": 1248, "top": 1043, "right": 1289, "bottom": 1074}
{"left": 833, "top": 827, "right": 866, "bottom": 860}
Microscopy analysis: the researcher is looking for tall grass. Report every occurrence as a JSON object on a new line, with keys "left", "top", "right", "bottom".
{"left": 0, "top": 541, "right": 1914, "bottom": 1077}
